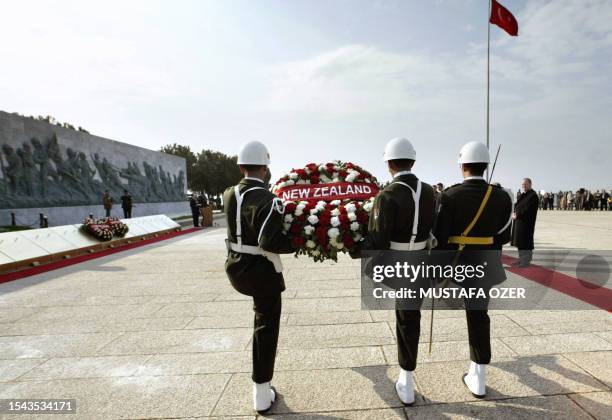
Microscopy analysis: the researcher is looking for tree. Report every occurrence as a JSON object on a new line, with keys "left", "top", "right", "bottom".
{"left": 161, "top": 144, "right": 241, "bottom": 196}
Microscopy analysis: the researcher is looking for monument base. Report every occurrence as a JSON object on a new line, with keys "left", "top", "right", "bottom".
{"left": 0, "top": 201, "right": 189, "bottom": 227}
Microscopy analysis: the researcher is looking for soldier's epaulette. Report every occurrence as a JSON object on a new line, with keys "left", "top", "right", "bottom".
{"left": 444, "top": 183, "right": 461, "bottom": 191}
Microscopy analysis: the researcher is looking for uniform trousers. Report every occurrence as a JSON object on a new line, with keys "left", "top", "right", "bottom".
{"left": 252, "top": 293, "right": 282, "bottom": 383}
{"left": 395, "top": 294, "right": 491, "bottom": 371}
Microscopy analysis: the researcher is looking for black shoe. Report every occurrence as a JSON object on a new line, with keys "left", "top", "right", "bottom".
{"left": 518, "top": 262, "right": 531, "bottom": 268}
{"left": 510, "top": 260, "right": 521, "bottom": 267}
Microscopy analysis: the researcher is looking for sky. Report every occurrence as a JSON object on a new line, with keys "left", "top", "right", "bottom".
{"left": 1, "top": 0, "right": 611, "bottom": 192}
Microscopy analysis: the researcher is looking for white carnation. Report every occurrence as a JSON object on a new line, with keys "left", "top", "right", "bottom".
{"left": 297, "top": 179, "right": 306, "bottom": 184}
{"left": 353, "top": 233, "right": 362, "bottom": 242}
{"left": 304, "top": 225, "right": 315, "bottom": 235}
{"left": 363, "top": 201, "right": 373, "bottom": 212}
{"left": 283, "top": 223, "right": 291, "bottom": 231}
{"left": 330, "top": 200, "right": 341, "bottom": 206}
{"left": 307, "top": 215, "right": 319, "bottom": 225}
{"left": 335, "top": 241, "right": 344, "bottom": 250}
{"left": 331, "top": 208, "right": 340, "bottom": 216}
{"left": 306, "top": 240, "right": 316, "bottom": 249}
{"left": 289, "top": 172, "right": 298, "bottom": 180}
{"left": 350, "top": 221, "right": 360, "bottom": 231}
{"left": 295, "top": 208, "right": 303, "bottom": 216}
{"left": 284, "top": 214, "right": 293, "bottom": 223}
{"left": 330, "top": 216, "right": 340, "bottom": 227}
{"left": 312, "top": 249, "right": 321, "bottom": 256}
{"left": 286, "top": 180, "right": 295, "bottom": 186}
{"left": 310, "top": 208, "right": 319, "bottom": 215}
{"left": 328, "top": 227, "right": 340, "bottom": 239}
{"left": 345, "top": 203, "right": 356, "bottom": 213}
{"left": 348, "top": 212, "right": 357, "bottom": 221}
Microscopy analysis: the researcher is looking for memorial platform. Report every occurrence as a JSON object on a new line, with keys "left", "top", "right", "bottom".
{"left": 0, "top": 211, "right": 610, "bottom": 419}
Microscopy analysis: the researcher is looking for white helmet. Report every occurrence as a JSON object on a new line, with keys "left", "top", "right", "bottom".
{"left": 458, "top": 141, "right": 490, "bottom": 164}
{"left": 237, "top": 141, "right": 270, "bottom": 165}
{"left": 383, "top": 137, "right": 416, "bottom": 161}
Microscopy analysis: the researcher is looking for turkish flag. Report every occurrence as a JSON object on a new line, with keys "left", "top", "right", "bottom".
{"left": 490, "top": 0, "right": 518, "bottom": 36}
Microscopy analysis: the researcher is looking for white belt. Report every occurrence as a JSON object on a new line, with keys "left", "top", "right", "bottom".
{"left": 389, "top": 240, "right": 427, "bottom": 251}
{"left": 229, "top": 242, "right": 283, "bottom": 273}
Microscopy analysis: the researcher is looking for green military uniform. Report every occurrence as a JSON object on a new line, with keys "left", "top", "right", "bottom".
{"left": 359, "top": 170, "right": 435, "bottom": 372}
{"left": 433, "top": 177, "right": 513, "bottom": 364}
{"left": 223, "top": 177, "right": 294, "bottom": 384}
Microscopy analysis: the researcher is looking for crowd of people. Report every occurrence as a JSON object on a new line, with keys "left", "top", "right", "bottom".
{"left": 535, "top": 189, "right": 610, "bottom": 211}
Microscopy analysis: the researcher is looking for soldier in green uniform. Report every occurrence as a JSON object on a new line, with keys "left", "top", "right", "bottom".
{"left": 223, "top": 141, "right": 294, "bottom": 414}
{"left": 433, "top": 141, "right": 513, "bottom": 398}
{"left": 354, "top": 137, "right": 435, "bottom": 405}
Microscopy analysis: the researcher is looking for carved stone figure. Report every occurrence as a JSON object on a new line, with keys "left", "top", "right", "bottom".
{"left": 1, "top": 144, "right": 23, "bottom": 194}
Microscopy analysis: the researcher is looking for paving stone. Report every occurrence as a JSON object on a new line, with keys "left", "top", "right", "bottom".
{"left": 0, "top": 359, "right": 46, "bottom": 382}
{"left": 18, "top": 355, "right": 152, "bottom": 380}
{"left": 522, "top": 319, "right": 612, "bottom": 335}
{"left": 382, "top": 338, "right": 516, "bottom": 365}
{"left": 407, "top": 395, "right": 592, "bottom": 419}
{"left": 277, "top": 323, "right": 395, "bottom": 349}
{"left": 275, "top": 346, "right": 386, "bottom": 371}
{"left": 185, "top": 314, "right": 288, "bottom": 329}
{"left": 286, "top": 311, "right": 372, "bottom": 326}
{"left": 0, "top": 374, "right": 230, "bottom": 418}
{"left": 569, "top": 391, "right": 612, "bottom": 420}
{"left": 140, "top": 351, "right": 250, "bottom": 375}
{"left": 283, "top": 297, "right": 362, "bottom": 313}
{"left": 562, "top": 351, "right": 612, "bottom": 387}
{"left": 262, "top": 408, "right": 405, "bottom": 419}
{"left": 0, "top": 333, "right": 122, "bottom": 359}
{"left": 96, "top": 329, "right": 252, "bottom": 355}
{"left": 501, "top": 333, "right": 612, "bottom": 356}
{"left": 414, "top": 355, "right": 607, "bottom": 403}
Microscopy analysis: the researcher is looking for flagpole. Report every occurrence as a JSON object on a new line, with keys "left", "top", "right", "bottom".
{"left": 486, "top": 0, "right": 491, "bottom": 180}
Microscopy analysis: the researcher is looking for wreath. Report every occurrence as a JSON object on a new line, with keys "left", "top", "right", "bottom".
{"left": 272, "top": 161, "right": 379, "bottom": 262}
{"left": 81, "top": 217, "right": 129, "bottom": 241}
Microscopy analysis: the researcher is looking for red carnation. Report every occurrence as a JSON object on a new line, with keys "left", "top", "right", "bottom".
{"left": 311, "top": 176, "right": 320, "bottom": 184}
{"left": 358, "top": 173, "right": 366, "bottom": 180}
{"left": 339, "top": 170, "right": 348, "bottom": 178}
{"left": 346, "top": 163, "right": 354, "bottom": 169}
{"left": 296, "top": 214, "right": 306, "bottom": 223}
{"left": 292, "top": 236, "right": 305, "bottom": 248}
{"left": 339, "top": 213, "right": 349, "bottom": 227}
{"left": 285, "top": 202, "right": 297, "bottom": 213}
{"left": 296, "top": 169, "right": 307, "bottom": 178}
{"left": 343, "top": 234, "right": 355, "bottom": 248}
{"left": 290, "top": 223, "right": 301, "bottom": 234}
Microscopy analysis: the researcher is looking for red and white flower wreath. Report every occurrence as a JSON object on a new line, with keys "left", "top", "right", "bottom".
{"left": 272, "top": 161, "right": 380, "bottom": 262}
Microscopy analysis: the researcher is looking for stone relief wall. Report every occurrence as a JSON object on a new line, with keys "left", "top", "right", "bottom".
{"left": 0, "top": 111, "right": 186, "bottom": 209}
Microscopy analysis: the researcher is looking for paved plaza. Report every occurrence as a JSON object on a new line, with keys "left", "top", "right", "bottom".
{"left": 1, "top": 211, "right": 611, "bottom": 419}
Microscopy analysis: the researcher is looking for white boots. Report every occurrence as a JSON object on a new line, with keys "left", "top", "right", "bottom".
{"left": 462, "top": 361, "right": 486, "bottom": 398}
{"left": 395, "top": 368, "right": 415, "bottom": 406}
{"left": 253, "top": 381, "right": 276, "bottom": 413}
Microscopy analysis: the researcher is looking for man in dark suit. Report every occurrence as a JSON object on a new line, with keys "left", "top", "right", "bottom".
{"left": 511, "top": 178, "right": 539, "bottom": 267}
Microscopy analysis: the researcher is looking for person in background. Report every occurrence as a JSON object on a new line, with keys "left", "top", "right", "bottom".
{"left": 121, "top": 189, "right": 133, "bottom": 219}
{"left": 602, "top": 189, "right": 610, "bottom": 211}
{"left": 103, "top": 190, "right": 113, "bottom": 217}
{"left": 511, "top": 178, "right": 539, "bottom": 267}
{"left": 189, "top": 193, "right": 200, "bottom": 227}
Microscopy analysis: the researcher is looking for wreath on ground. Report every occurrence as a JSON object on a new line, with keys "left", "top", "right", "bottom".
{"left": 272, "top": 161, "right": 379, "bottom": 262}
{"left": 81, "top": 217, "right": 129, "bottom": 241}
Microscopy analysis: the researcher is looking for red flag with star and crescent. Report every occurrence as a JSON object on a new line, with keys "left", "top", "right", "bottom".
{"left": 490, "top": 0, "right": 518, "bottom": 36}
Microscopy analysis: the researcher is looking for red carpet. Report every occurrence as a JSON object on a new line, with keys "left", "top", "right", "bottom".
{"left": 0, "top": 227, "right": 202, "bottom": 284}
{"left": 502, "top": 254, "right": 612, "bottom": 312}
